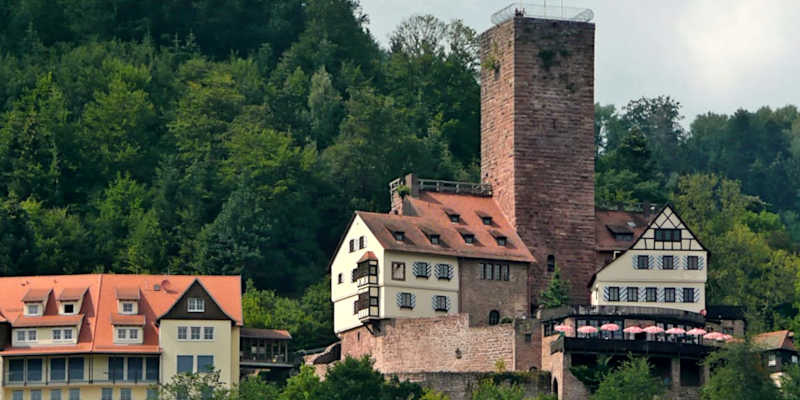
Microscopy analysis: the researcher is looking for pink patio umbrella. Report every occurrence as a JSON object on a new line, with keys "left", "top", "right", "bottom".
{"left": 577, "top": 326, "right": 598, "bottom": 334}
{"left": 642, "top": 325, "right": 664, "bottom": 334}
{"left": 703, "top": 332, "right": 724, "bottom": 341}
{"left": 554, "top": 324, "right": 573, "bottom": 333}
{"left": 623, "top": 326, "right": 644, "bottom": 334}
{"left": 686, "top": 328, "right": 707, "bottom": 336}
{"left": 722, "top": 334, "right": 733, "bottom": 341}
{"left": 665, "top": 327, "right": 686, "bottom": 335}
{"left": 600, "top": 323, "right": 620, "bottom": 332}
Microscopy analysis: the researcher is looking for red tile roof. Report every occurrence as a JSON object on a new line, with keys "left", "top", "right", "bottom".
{"left": 58, "top": 287, "right": 88, "bottom": 302}
{"left": 595, "top": 209, "right": 654, "bottom": 251}
{"left": 13, "top": 314, "right": 84, "bottom": 327}
{"left": 358, "top": 192, "right": 534, "bottom": 263}
{"left": 0, "top": 274, "right": 242, "bottom": 355}
{"left": 22, "top": 288, "right": 52, "bottom": 303}
{"left": 240, "top": 327, "right": 292, "bottom": 340}
{"left": 110, "top": 313, "right": 146, "bottom": 326}
{"left": 115, "top": 287, "right": 140, "bottom": 300}
{"left": 754, "top": 330, "right": 796, "bottom": 352}
{"left": 357, "top": 251, "right": 378, "bottom": 263}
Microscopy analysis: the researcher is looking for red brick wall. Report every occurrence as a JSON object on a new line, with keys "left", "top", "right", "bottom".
{"left": 459, "top": 260, "right": 529, "bottom": 326}
{"left": 339, "top": 315, "right": 517, "bottom": 374}
{"left": 480, "top": 17, "right": 596, "bottom": 305}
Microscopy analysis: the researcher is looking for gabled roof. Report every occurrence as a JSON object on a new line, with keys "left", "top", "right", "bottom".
{"left": 754, "top": 330, "right": 796, "bottom": 352}
{"left": 155, "top": 278, "right": 242, "bottom": 326}
{"left": 589, "top": 204, "right": 706, "bottom": 286}
{"left": 23, "top": 288, "right": 52, "bottom": 303}
{"left": 58, "top": 287, "right": 88, "bottom": 302}
{"left": 0, "top": 274, "right": 242, "bottom": 356}
{"left": 355, "top": 192, "right": 535, "bottom": 263}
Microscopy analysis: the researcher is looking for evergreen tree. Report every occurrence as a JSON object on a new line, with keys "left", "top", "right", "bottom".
{"left": 592, "top": 357, "right": 665, "bottom": 400}
{"left": 540, "top": 265, "right": 570, "bottom": 308}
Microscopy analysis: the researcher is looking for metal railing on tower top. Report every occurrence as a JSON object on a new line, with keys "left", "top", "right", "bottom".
{"left": 491, "top": 2, "right": 594, "bottom": 25}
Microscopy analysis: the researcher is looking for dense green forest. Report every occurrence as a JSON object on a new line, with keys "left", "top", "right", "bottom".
{"left": 1, "top": 0, "right": 800, "bottom": 348}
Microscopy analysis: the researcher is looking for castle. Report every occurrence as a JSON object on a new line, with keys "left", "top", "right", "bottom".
{"left": 309, "top": 5, "right": 748, "bottom": 400}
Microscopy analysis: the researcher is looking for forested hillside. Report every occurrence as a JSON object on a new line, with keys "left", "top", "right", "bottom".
{"left": 1, "top": 0, "right": 799, "bottom": 347}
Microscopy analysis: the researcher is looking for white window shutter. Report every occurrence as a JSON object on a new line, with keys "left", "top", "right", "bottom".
{"left": 648, "top": 255, "right": 655, "bottom": 269}
{"left": 680, "top": 255, "right": 688, "bottom": 270}
{"left": 655, "top": 256, "right": 663, "bottom": 270}
{"left": 603, "top": 286, "right": 610, "bottom": 301}
{"left": 657, "top": 288, "right": 665, "bottom": 302}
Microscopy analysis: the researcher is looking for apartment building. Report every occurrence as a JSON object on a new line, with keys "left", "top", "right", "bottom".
{"left": 0, "top": 274, "right": 242, "bottom": 400}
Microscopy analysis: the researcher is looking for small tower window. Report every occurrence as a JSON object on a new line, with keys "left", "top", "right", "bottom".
{"left": 488, "top": 310, "right": 500, "bottom": 326}
{"left": 547, "top": 255, "right": 555, "bottom": 272}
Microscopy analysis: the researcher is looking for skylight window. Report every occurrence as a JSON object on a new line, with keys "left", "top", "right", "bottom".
{"left": 444, "top": 208, "right": 460, "bottom": 223}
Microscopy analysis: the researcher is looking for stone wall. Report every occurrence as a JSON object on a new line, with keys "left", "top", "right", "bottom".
{"left": 540, "top": 335, "right": 591, "bottom": 400}
{"left": 338, "top": 314, "right": 517, "bottom": 373}
{"left": 480, "top": 17, "right": 596, "bottom": 305}
{"left": 393, "top": 372, "right": 550, "bottom": 400}
{"left": 459, "top": 260, "right": 529, "bottom": 326}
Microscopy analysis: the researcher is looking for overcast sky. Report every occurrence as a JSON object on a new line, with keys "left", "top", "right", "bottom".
{"left": 360, "top": 0, "right": 800, "bottom": 124}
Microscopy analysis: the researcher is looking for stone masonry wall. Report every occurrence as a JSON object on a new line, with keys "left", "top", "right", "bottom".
{"left": 480, "top": 17, "right": 596, "bottom": 305}
{"left": 459, "top": 260, "right": 529, "bottom": 326}
{"left": 339, "top": 314, "right": 516, "bottom": 374}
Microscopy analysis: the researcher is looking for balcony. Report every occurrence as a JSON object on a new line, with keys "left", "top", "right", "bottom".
{"left": 239, "top": 328, "right": 292, "bottom": 369}
{"left": 550, "top": 336, "right": 713, "bottom": 358}
{"left": 355, "top": 290, "right": 379, "bottom": 322}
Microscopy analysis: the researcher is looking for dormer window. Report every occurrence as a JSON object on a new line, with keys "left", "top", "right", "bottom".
{"left": 62, "top": 303, "right": 75, "bottom": 315}
{"left": 121, "top": 302, "right": 135, "bottom": 314}
{"left": 188, "top": 297, "right": 205, "bottom": 313}
{"left": 26, "top": 304, "right": 40, "bottom": 316}
{"left": 490, "top": 230, "right": 507, "bottom": 246}
{"left": 393, "top": 231, "right": 405, "bottom": 241}
{"left": 444, "top": 208, "right": 460, "bottom": 223}
{"left": 477, "top": 211, "right": 492, "bottom": 225}
{"left": 462, "top": 233, "right": 475, "bottom": 244}
{"left": 420, "top": 226, "right": 440, "bottom": 245}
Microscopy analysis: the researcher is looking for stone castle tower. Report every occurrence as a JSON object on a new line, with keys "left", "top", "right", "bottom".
{"left": 480, "top": 15, "right": 596, "bottom": 304}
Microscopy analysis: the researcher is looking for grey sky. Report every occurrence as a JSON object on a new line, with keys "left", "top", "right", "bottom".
{"left": 360, "top": 0, "right": 800, "bottom": 125}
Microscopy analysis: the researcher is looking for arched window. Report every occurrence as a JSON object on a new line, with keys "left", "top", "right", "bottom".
{"left": 488, "top": 310, "right": 500, "bottom": 325}
{"left": 547, "top": 255, "right": 555, "bottom": 272}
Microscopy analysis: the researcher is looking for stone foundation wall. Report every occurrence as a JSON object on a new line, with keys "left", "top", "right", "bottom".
{"left": 338, "top": 314, "right": 517, "bottom": 374}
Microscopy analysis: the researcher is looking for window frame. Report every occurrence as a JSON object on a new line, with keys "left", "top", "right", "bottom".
{"left": 645, "top": 287, "right": 657, "bottom": 302}
{"left": 177, "top": 355, "right": 194, "bottom": 374}
{"left": 637, "top": 255, "right": 649, "bottom": 270}
{"left": 101, "top": 388, "right": 113, "bottom": 400}
{"left": 26, "top": 303, "right": 40, "bottom": 316}
{"left": 607, "top": 287, "right": 620, "bottom": 302}
{"left": 62, "top": 303, "right": 75, "bottom": 315}
{"left": 197, "top": 355, "right": 214, "bottom": 373}
{"left": 358, "top": 236, "right": 365, "bottom": 249}
{"left": 391, "top": 262, "right": 406, "bottom": 281}
{"left": 627, "top": 287, "right": 638, "bottom": 302}
{"left": 655, "top": 228, "right": 681, "bottom": 242}
{"left": 488, "top": 310, "right": 500, "bottom": 325}
{"left": 687, "top": 256, "right": 700, "bottom": 270}
{"left": 398, "top": 292, "right": 413, "bottom": 309}
{"left": 190, "top": 326, "right": 201, "bottom": 340}
{"left": 69, "top": 389, "right": 80, "bottom": 400}
{"left": 121, "top": 302, "right": 135, "bottom": 314}
{"left": 683, "top": 288, "right": 695, "bottom": 303}
{"left": 177, "top": 326, "right": 188, "bottom": 340}
{"left": 187, "top": 297, "right": 205, "bottom": 313}
{"left": 662, "top": 255, "right": 674, "bottom": 269}
{"left": 203, "top": 327, "right": 214, "bottom": 340}
{"left": 664, "top": 287, "right": 676, "bottom": 303}
{"left": 433, "top": 296, "right": 448, "bottom": 312}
